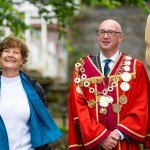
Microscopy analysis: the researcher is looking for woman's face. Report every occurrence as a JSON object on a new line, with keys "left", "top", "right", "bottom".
{"left": 0, "top": 48, "right": 23, "bottom": 76}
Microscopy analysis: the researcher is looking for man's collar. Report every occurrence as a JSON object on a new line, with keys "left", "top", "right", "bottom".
{"left": 100, "top": 51, "right": 120, "bottom": 63}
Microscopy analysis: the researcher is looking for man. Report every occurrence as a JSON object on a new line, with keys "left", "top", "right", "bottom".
{"left": 68, "top": 19, "right": 149, "bottom": 150}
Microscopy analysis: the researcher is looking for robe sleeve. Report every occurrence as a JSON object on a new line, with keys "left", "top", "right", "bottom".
{"left": 68, "top": 69, "right": 110, "bottom": 150}
{"left": 116, "top": 60, "right": 149, "bottom": 142}
{"left": 144, "top": 79, "right": 150, "bottom": 149}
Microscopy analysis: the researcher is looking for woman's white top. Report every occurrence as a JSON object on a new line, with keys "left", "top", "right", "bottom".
{"left": 0, "top": 75, "right": 34, "bottom": 150}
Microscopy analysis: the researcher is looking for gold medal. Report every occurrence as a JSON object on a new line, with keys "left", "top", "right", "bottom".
{"left": 74, "top": 77, "right": 80, "bottom": 83}
{"left": 80, "top": 67, "right": 85, "bottom": 73}
{"left": 84, "top": 80, "right": 90, "bottom": 87}
{"left": 121, "top": 72, "right": 131, "bottom": 82}
{"left": 89, "top": 87, "right": 95, "bottom": 93}
{"left": 75, "top": 62, "right": 81, "bottom": 68}
{"left": 124, "top": 60, "right": 131, "bottom": 66}
{"left": 120, "top": 82, "right": 130, "bottom": 91}
{"left": 81, "top": 74, "right": 87, "bottom": 79}
{"left": 100, "top": 107, "right": 107, "bottom": 114}
{"left": 112, "top": 103, "right": 122, "bottom": 113}
{"left": 107, "top": 96, "right": 113, "bottom": 103}
{"left": 76, "top": 85, "right": 83, "bottom": 95}
{"left": 123, "top": 65, "right": 130, "bottom": 72}
{"left": 125, "top": 56, "right": 132, "bottom": 60}
{"left": 87, "top": 99, "right": 96, "bottom": 108}
{"left": 119, "top": 95, "right": 127, "bottom": 104}
{"left": 99, "top": 96, "right": 109, "bottom": 107}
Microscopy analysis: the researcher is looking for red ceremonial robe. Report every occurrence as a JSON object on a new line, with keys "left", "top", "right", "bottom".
{"left": 68, "top": 53, "right": 149, "bottom": 150}
{"left": 144, "top": 79, "right": 150, "bottom": 149}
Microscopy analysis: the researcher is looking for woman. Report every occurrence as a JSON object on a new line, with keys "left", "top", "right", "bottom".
{"left": 0, "top": 35, "right": 62, "bottom": 150}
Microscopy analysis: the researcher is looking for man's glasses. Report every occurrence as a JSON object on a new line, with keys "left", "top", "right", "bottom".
{"left": 96, "top": 30, "right": 122, "bottom": 37}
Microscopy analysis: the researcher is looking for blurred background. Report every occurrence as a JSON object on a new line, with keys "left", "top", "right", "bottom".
{"left": 0, "top": 0, "right": 150, "bottom": 149}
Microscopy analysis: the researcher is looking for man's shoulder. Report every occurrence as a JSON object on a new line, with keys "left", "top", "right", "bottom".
{"left": 74, "top": 54, "right": 96, "bottom": 69}
{"left": 75, "top": 54, "right": 97, "bottom": 63}
{"left": 124, "top": 54, "right": 144, "bottom": 64}
{"left": 123, "top": 53, "right": 140, "bottom": 63}
{"left": 126, "top": 55, "right": 144, "bottom": 65}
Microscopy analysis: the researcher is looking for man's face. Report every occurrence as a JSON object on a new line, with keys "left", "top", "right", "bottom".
{"left": 0, "top": 48, "right": 23, "bottom": 73}
{"left": 97, "top": 20, "right": 123, "bottom": 53}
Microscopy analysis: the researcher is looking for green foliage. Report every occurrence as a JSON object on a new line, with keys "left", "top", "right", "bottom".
{"left": 82, "top": 0, "right": 121, "bottom": 9}
{"left": 27, "top": 0, "right": 78, "bottom": 37}
{"left": 137, "top": 0, "right": 150, "bottom": 13}
{"left": 0, "top": 0, "right": 28, "bottom": 38}
{"left": 123, "top": 0, "right": 150, "bottom": 13}
{"left": 81, "top": 0, "right": 150, "bottom": 11}
{"left": 59, "top": 127, "right": 68, "bottom": 133}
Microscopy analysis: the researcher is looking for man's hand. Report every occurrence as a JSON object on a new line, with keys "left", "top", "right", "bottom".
{"left": 100, "top": 130, "right": 121, "bottom": 150}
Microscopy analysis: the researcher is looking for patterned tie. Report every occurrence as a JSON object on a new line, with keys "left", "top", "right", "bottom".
{"left": 104, "top": 59, "right": 111, "bottom": 76}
